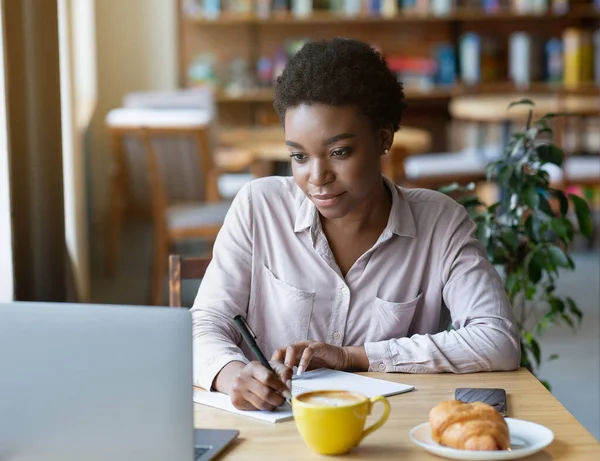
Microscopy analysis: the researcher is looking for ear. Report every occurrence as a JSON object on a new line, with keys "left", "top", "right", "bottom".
{"left": 379, "top": 125, "right": 394, "bottom": 156}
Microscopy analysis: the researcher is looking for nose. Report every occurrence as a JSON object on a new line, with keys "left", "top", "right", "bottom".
{"left": 308, "top": 157, "right": 334, "bottom": 187}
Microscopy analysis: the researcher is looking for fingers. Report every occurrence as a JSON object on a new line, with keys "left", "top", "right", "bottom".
{"left": 284, "top": 344, "right": 302, "bottom": 369}
{"left": 230, "top": 362, "right": 290, "bottom": 411}
{"left": 298, "top": 343, "right": 317, "bottom": 375}
{"left": 252, "top": 362, "right": 291, "bottom": 398}
{"left": 245, "top": 375, "right": 286, "bottom": 409}
{"left": 271, "top": 360, "right": 293, "bottom": 391}
{"left": 271, "top": 348, "right": 285, "bottom": 362}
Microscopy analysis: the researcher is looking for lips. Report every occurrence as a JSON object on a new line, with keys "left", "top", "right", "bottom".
{"left": 310, "top": 192, "right": 345, "bottom": 207}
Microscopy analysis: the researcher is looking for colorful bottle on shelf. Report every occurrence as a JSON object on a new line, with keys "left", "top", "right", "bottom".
{"left": 594, "top": 30, "right": 600, "bottom": 85}
{"left": 482, "top": 0, "right": 500, "bottom": 15}
{"left": 292, "top": 0, "right": 313, "bottom": 17}
{"left": 551, "top": 0, "right": 569, "bottom": 15}
{"left": 459, "top": 33, "right": 481, "bottom": 86}
{"left": 204, "top": 0, "right": 221, "bottom": 19}
{"left": 433, "top": 43, "right": 456, "bottom": 86}
{"left": 509, "top": 32, "right": 532, "bottom": 88}
{"left": 344, "top": 0, "right": 362, "bottom": 16}
{"left": 255, "top": 0, "right": 273, "bottom": 19}
{"left": 545, "top": 38, "right": 563, "bottom": 84}
{"left": 381, "top": 0, "right": 398, "bottom": 17}
{"left": 431, "top": 0, "right": 453, "bottom": 16}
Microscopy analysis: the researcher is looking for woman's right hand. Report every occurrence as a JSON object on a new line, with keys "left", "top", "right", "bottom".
{"left": 219, "top": 361, "right": 292, "bottom": 411}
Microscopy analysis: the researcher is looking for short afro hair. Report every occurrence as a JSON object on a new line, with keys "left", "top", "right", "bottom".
{"left": 273, "top": 38, "right": 406, "bottom": 132}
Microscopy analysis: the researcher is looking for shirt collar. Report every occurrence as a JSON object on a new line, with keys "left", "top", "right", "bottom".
{"left": 294, "top": 177, "right": 416, "bottom": 239}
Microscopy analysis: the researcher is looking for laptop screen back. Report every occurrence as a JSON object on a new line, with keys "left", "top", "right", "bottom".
{"left": 0, "top": 302, "right": 194, "bottom": 461}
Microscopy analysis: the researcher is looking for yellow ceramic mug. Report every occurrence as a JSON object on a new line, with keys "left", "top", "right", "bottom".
{"left": 292, "top": 389, "right": 391, "bottom": 455}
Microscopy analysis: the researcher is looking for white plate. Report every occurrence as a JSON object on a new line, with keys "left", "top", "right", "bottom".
{"left": 409, "top": 418, "right": 554, "bottom": 460}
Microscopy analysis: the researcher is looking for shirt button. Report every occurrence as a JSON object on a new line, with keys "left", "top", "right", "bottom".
{"left": 341, "top": 287, "right": 349, "bottom": 296}
{"left": 333, "top": 332, "right": 341, "bottom": 340}
{"left": 378, "top": 363, "right": 385, "bottom": 371}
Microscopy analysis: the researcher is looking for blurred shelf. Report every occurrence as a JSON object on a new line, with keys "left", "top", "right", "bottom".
{"left": 187, "top": 6, "right": 598, "bottom": 26}
{"left": 215, "top": 88, "right": 454, "bottom": 102}
{"left": 214, "top": 82, "right": 600, "bottom": 103}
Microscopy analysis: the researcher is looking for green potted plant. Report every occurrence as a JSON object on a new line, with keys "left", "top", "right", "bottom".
{"left": 440, "top": 99, "right": 594, "bottom": 389}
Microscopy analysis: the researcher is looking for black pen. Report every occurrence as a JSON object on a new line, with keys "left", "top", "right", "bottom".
{"left": 232, "top": 315, "right": 292, "bottom": 407}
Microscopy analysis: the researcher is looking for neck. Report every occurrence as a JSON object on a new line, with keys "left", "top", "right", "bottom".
{"left": 322, "top": 179, "right": 392, "bottom": 235}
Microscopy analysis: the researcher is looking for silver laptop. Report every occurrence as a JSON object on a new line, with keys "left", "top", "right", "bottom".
{"left": 0, "top": 302, "right": 238, "bottom": 461}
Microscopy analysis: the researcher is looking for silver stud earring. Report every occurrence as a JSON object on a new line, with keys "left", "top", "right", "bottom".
{"left": 384, "top": 148, "right": 389, "bottom": 154}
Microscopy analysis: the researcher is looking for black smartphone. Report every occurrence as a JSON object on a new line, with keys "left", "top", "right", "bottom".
{"left": 455, "top": 388, "right": 508, "bottom": 417}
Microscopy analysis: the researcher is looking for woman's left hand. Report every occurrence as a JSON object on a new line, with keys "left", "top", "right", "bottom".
{"left": 271, "top": 341, "right": 368, "bottom": 374}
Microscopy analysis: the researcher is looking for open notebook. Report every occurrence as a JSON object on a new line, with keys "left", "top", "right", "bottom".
{"left": 193, "top": 368, "right": 415, "bottom": 423}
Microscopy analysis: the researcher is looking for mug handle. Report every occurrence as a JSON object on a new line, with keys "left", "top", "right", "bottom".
{"left": 360, "top": 395, "right": 390, "bottom": 441}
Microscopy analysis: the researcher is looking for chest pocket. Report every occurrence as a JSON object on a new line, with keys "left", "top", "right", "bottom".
{"left": 366, "top": 292, "right": 422, "bottom": 342}
{"left": 251, "top": 265, "right": 315, "bottom": 356}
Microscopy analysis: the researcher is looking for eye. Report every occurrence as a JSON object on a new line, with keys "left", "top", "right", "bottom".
{"left": 331, "top": 148, "right": 350, "bottom": 158}
{"left": 290, "top": 153, "right": 308, "bottom": 163}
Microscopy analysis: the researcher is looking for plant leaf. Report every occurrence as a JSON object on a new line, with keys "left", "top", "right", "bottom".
{"left": 547, "top": 245, "right": 571, "bottom": 269}
{"left": 568, "top": 194, "right": 593, "bottom": 238}
{"left": 476, "top": 222, "right": 491, "bottom": 248}
{"left": 530, "top": 337, "right": 541, "bottom": 366}
{"left": 509, "top": 98, "right": 534, "bottom": 109}
{"left": 551, "top": 189, "right": 569, "bottom": 216}
{"left": 523, "top": 186, "right": 540, "bottom": 209}
{"left": 548, "top": 354, "right": 559, "bottom": 361}
{"left": 498, "top": 165, "right": 514, "bottom": 185}
{"left": 565, "top": 297, "right": 583, "bottom": 323}
{"left": 551, "top": 218, "right": 573, "bottom": 243}
{"left": 500, "top": 229, "right": 519, "bottom": 252}
{"left": 438, "top": 182, "right": 462, "bottom": 195}
{"left": 561, "top": 313, "right": 576, "bottom": 332}
{"left": 524, "top": 214, "right": 541, "bottom": 242}
{"left": 458, "top": 195, "right": 483, "bottom": 209}
{"left": 536, "top": 144, "right": 564, "bottom": 167}
{"left": 527, "top": 248, "right": 545, "bottom": 283}
{"left": 505, "top": 272, "right": 519, "bottom": 294}
{"left": 541, "top": 380, "right": 552, "bottom": 392}
{"left": 550, "top": 298, "right": 565, "bottom": 314}
{"left": 538, "top": 194, "right": 554, "bottom": 216}
{"left": 520, "top": 341, "right": 533, "bottom": 371}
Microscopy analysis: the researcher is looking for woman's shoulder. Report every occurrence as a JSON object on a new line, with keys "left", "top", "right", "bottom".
{"left": 243, "top": 176, "right": 305, "bottom": 208}
{"left": 399, "top": 186, "right": 463, "bottom": 210}
{"left": 397, "top": 185, "right": 468, "bottom": 227}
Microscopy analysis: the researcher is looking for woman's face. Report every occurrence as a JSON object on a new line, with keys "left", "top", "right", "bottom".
{"left": 284, "top": 103, "right": 392, "bottom": 220}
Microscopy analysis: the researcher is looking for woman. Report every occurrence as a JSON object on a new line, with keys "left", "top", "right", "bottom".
{"left": 191, "top": 38, "right": 520, "bottom": 411}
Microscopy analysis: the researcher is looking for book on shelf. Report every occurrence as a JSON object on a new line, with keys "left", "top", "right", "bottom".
{"left": 509, "top": 32, "right": 545, "bottom": 87}
{"left": 545, "top": 37, "right": 563, "bottom": 84}
{"left": 459, "top": 33, "right": 481, "bottom": 85}
{"left": 563, "top": 28, "right": 594, "bottom": 88}
{"left": 594, "top": 30, "right": 600, "bottom": 85}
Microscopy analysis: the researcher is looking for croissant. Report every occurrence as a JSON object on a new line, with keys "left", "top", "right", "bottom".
{"left": 429, "top": 400, "right": 510, "bottom": 451}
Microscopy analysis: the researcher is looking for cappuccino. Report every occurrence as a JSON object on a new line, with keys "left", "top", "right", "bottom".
{"left": 299, "top": 391, "right": 363, "bottom": 407}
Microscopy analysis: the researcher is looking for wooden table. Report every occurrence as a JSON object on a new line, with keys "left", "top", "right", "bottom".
{"left": 449, "top": 93, "right": 600, "bottom": 123}
{"left": 219, "top": 125, "right": 432, "bottom": 180}
{"left": 194, "top": 369, "right": 599, "bottom": 460}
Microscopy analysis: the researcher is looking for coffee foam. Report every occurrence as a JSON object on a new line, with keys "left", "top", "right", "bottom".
{"left": 300, "top": 391, "right": 363, "bottom": 407}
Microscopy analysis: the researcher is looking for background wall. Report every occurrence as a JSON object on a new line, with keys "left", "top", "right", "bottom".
{"left": 89, "top": 0, "right": 178, "bottom": 239}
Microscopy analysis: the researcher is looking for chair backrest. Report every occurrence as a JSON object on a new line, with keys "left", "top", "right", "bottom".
{"left": 168, "top": 254, "right": 211, "bottom": 308}
{"left": 106, "top": 108, "right": 220, "bottom": 217}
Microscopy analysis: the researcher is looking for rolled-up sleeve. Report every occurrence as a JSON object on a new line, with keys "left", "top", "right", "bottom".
{"left": 365, "top": 206, "right": 521, "bottom": 373}
{"left": 190, "top": 182, "right": 254, "bottom": 390}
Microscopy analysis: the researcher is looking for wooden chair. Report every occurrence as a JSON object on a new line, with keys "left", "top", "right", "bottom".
{"left": 121, "top": 88, "right": 255, "bottom": 199}
{"left": 105, "top": 108, "right": 232, "bottom": 306}
{"left": 168, "top": 254, "right": 211, "bottom": 308}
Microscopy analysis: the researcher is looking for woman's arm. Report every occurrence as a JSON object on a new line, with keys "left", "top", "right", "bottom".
{"left": 364, "top": 207, "right": 521, "bottom": 373}
{"left": 190, "top": 182, "right": 254, "bottom": 391}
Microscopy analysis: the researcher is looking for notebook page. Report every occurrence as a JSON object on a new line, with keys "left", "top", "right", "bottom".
{"left": 292, "top": 368, "right": 415, "bottom": 398}
{"left": 193, "top": 388, "right": 294, "bottom": 423}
